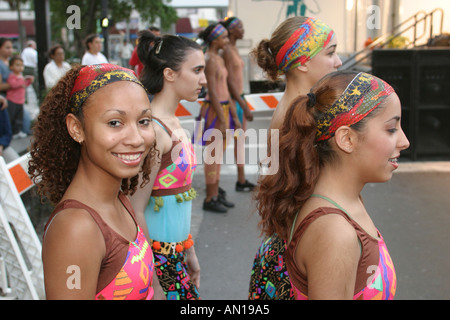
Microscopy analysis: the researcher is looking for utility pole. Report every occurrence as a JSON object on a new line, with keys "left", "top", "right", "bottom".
{"left": 101, "top": 0, "right": 109, "bottom": 60}
{"left": 33, "top": 0, "right": 50, "bottom": 102}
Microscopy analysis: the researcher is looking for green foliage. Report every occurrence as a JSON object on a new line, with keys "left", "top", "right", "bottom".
{"left": 48, "top": 0, "right": 178, "bottom": 58}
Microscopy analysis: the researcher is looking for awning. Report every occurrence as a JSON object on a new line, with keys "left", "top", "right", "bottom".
{"left": 167, "top": 0, "right": 228, "bottom": 8}
{"left": 0, "top": 20, "right": 35, "bottom": 37}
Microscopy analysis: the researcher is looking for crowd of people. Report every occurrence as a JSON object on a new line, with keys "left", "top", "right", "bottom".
{"left": 1, "top": 14, "right": 410, "bottom": 300}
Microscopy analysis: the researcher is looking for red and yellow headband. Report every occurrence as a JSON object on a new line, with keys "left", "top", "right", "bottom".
{"left": 316, "top": 72, "right": 395, "bottom": 142}
{"left": 69, "top": 64, "right": 146, "bottom": 114}
{"left": 276, "top": 17, "right": 334, "bottom": 74}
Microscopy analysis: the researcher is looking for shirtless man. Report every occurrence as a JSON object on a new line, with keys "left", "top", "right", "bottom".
{"left": 198, "top": 23, "right": 239, "bottom": 212}
{"left": 221, "top": 17, "right": 256, "bottom": 192}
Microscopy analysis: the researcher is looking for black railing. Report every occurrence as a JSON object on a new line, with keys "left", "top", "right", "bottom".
{"left": 341, "top": 8, "right": 445, "bottom": 70}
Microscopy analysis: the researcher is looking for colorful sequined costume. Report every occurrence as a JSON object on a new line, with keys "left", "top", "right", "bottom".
{"left": 194, "top": 100, "right": 234, "bottom": 146}
{"left": 44, "top": 193, "right": 154, "bottom": 300}
{"left": 285, "top": 195, "right": 397, "bottom": 300}
{"left": 248, "top": 234, "right": 294, "bottom": 300}
{"left": 145, "top": 117, "right": 200, "bottom": 300}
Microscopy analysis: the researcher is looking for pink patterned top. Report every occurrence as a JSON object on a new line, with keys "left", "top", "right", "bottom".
{"left": 285, "top": 197, "right": 397, "bottom": 300}
{"left": 44, "top": 193, "right": 154, "bottom": 300}
{"left": 151, "top": 117, "right": 197, "bottom": 196}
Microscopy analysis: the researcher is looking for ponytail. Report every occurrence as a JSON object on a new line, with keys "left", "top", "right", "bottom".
{"left": 136, "top": 30, "right": 157, "bottom": 63}
{"left": 139, "top": 33, "right": 201, "bottom": 94}
{"left": 256, "top": 95, "right": 319, "bottom": 240}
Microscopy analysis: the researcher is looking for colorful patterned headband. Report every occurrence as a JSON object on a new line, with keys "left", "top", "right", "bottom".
{"left": 316, "top": 72, "right": 395, "bottom": 142}
{"left": 226, "top": 17, "right": 241, "bottom": 30}
{"left": 69, "top": 64, "right": 146, "bottom": 114}
{"left": 207, "top": 24, "right": 227, "bottom": 43}
{"left": 276, "top": 17, "right": 335, "bottom": 74}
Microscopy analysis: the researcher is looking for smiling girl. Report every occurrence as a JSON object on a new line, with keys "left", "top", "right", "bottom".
{"left": 29, "top": 64, "right": 157, "bottom": 300}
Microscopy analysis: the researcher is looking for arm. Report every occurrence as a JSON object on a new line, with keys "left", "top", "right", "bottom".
{"left": 130, "top": 124, "right": 171, "bottom": 300}
{"left": 0, "top": 105, "right": 12, "bottom": 152}
{"left": 228, "top": 98, "right": 241, "bottom": 130}
{"left": 24, "top": 75, "right": 34, "bottom": 86}
{"left": 296, "top": 214, "right": 361, "bottom": 299}
{"left": 0, "top": 96, "right": 7, "bottom": 110}
{"left": 205, "top": 56, "right": 226, "bottom": 135}
{"left": 185, "top": 245, "right": 200, "bottom": 289}
{"left": 42, "top": 208, "right": 105, "bottom": 299}
{"left": 43, "top": 64, "right": 57, "bottom": 89}
{"left": 0, "top": 72, "right": 11, "bottom": 92}
{"left": 7, "top": 74, "right": 25, "bottom": 89}
{"left": 130, "top": 123, "right": 172, "bottom": 239}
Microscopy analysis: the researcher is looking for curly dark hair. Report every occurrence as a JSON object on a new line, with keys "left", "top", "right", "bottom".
{"left": 28, "top": 64, "right": 156, "bottom": 205}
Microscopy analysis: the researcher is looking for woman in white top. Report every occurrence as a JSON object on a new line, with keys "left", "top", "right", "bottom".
{"left": 43, "top": 44, "right": 71, "bottom": 90}
{"left": 81, "top": 34, "right": 108, "bottom": 65}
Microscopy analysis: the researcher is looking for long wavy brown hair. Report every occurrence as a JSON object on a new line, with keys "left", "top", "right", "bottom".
{"left": 28, "top": 64, "right": 157, "bottom": 205}
{"left": 255, "top": 70, "right": 378, "bottom": 240}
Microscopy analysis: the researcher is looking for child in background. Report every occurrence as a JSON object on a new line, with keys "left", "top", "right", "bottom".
{"left": 6, "top": 56, "right": 34, "bottom": 138}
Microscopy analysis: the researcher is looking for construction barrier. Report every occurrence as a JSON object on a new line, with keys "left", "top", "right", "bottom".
{"left": 175, "top": 92, "right": 282, "bottom": 118}
{"left": 0, "top": 154, "right": 44, "bottom": 300}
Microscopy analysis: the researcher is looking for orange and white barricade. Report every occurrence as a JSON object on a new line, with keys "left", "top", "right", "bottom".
{"left": 0, "top": 153, "right": 44, "bottom": 300}
{"left": 176, "top": 92, "right": 282, "bottom": 119}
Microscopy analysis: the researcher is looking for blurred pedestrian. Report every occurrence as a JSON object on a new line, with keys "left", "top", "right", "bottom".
{"left": 0, "top": 95, "right": 19, "bottom": 163}
{"left": 6, "top": 56, "right": 33, "bottom": 139}
{"left": 29, "top": 63, "right": 157, "bottom": 300}
{"left": 0, "top": 38, "right": 13, "bottom": 96}
{"left": 256, "top": 71, "right": 409, "bottom": 299}
{"left": 43, "top": 44, "right": 71, "bottom": 90}
{"left": 120, "top": 39, "right": 133, "bottom": 67}
{"left": 131, "top": 32, "right": 206, "bottom": 300}
{"left": 21, "top": 40, "right": 39, "bottom": 97}
{"left": 249, "top": 16, "right": 342, "bottom": 300}
{"left": 196, "top": 23, "right": 239, "bottom": 213}
{"left": 81, "top": 34, "right": 108, "bottom": 65}
{"left": 221, "top": 17, "right": 255, "bottom": 192}
{"left": 130, "top": 26, "right": 160, "bottom": 76}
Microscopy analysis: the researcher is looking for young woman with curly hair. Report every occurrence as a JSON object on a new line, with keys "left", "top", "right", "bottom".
{"left": 249, "top": 16, "right": 341, "bottom": 300}
{"left": 29, "top": 63, "right": 157, "bottom": 300}
{"left": 258, "top": 71, "right": 409, "bottom": 299}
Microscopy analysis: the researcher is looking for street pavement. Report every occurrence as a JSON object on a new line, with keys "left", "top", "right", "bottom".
{"left": 11, "top": 88, "right": 450, "bottom": 300}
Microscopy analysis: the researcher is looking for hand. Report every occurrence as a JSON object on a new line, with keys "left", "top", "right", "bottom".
{"left": 186, "top": 246, "right": 201, "bottom": 289}
{"left": 25, "top": 75, "right": 35, "bottom": 82}
{"left": 217, "top": 118, "right": 227, "bottom": 137}
{"left": 0, "top": 97, "right": 7, "bottom": 110}
{"left": 232, "top": 117, "right": 242, "bottom": 130}
{"left": 244, "top": 108, "right": 254, "bottom": 122}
